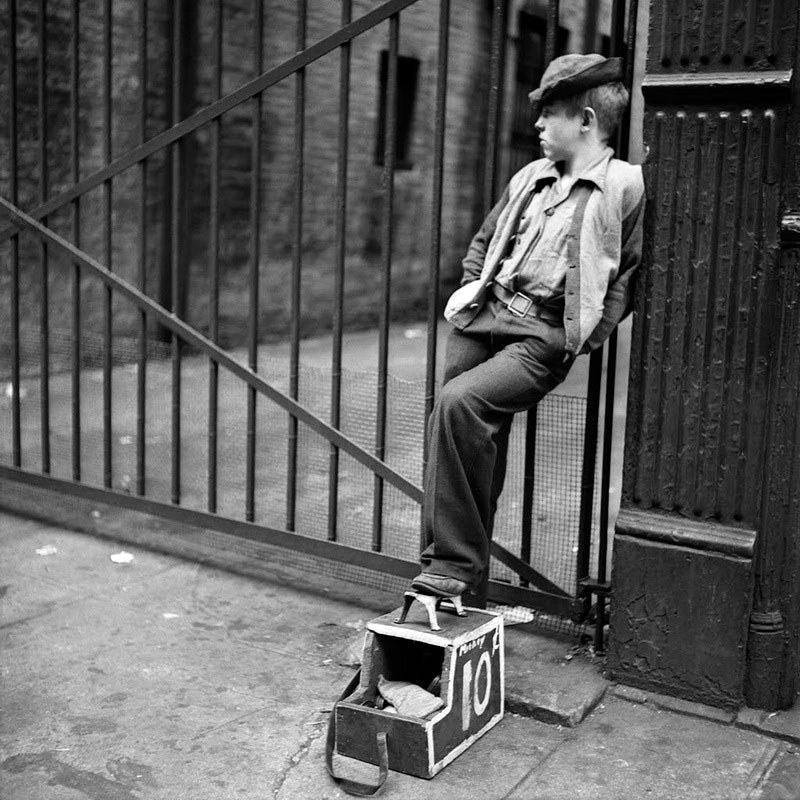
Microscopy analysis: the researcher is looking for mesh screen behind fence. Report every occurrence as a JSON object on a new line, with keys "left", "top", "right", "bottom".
{"left": 1, "top": 325, "right": 602, "bottom": 638}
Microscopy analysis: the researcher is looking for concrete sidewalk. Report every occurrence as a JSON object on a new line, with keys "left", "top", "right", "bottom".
{"left": 1, "top": 510, "right": 798, "bottom": 800}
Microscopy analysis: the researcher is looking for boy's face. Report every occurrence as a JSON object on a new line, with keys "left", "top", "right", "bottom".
{"left": 534, "top": 100, "right": 584, "bottom": 162}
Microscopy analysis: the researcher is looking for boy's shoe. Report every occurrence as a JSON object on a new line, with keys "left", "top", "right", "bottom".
{"left": 411, "top": 573, "right": 468, "bottom": 598}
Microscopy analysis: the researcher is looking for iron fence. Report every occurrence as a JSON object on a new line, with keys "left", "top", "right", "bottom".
{"left": 0, "top": 0, "right": 639, "bottom": 648}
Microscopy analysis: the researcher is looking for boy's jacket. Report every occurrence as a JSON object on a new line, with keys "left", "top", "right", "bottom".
{"left": 446, "top": 149, "right": 645, "bottom": 354}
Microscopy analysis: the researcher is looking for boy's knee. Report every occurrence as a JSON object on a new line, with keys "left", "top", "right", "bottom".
{"left": 435, "top": 378, "right": 485, "bottom": 427}
{"left": 437, "top": 377, "right": 471, "bottom": 411}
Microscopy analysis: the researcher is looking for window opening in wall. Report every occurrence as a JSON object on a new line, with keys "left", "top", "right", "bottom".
{"left": 375, "top": 51, "right": 420, "bottom": 170}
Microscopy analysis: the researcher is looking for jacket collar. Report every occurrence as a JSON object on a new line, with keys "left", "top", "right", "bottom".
{"left": 534, "top": 146, "right": 614, "bottom": 192}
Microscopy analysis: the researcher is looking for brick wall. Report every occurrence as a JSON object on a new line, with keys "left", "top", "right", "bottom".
{"left": 181, "top": 0, "right": 495, "bottom": 343}
{"left": 0, "top": 0, "right": 599, "bottom": 353}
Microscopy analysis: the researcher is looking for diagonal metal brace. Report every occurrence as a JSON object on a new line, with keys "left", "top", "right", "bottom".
{"left": 0, "top": 195, "right": 423, "bottom": 507}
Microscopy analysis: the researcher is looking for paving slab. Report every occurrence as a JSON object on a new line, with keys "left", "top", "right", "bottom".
{"left": 281, "top": 712, "right": 566, "bottom": 800}
{"left": 753, "top": 746, "right": 800, "bottom": 800}
{"left": 506, "top": 695, "right": 781, "bottom": 800}
{"left": 1, "top": 510, "right": 796, "bottom": 800}
{"left": 504, "top": 627, "right": 608, "bottom": 726}
{"left": 0, "top": 520, "right": 368, "bottom": 799}
{"left": 611, "top": 683, "right": 737, "bottom": 724}
{"left": 739, "top": 706, "right": 800, "bottom": 747}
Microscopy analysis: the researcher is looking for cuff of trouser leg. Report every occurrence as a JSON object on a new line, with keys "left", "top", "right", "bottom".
{"left": 419, "top": 565, "right": 476, "bottom": 587}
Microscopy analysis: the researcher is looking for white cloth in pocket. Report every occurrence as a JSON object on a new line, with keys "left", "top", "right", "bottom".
{"left": 444, "top": 280, "right": 482, "bottom": 322}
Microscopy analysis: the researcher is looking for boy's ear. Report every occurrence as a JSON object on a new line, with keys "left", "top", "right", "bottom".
{"left": 581, "top": 106, "right": 597, "bottom": 130}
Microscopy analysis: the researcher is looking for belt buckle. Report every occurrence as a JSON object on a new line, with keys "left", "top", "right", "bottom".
{"left": 507, "top": 292, "right": 533, "bottom": 317}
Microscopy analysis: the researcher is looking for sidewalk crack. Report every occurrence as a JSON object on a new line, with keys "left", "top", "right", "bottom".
{"left": 271, "top": 712, "right": 327, "bottom": 798}
{"left": 746, "top": 741, "right": 786, "bottom": 799}
{"left": 190, "top": 706, "right": 269, "bottom": 741}
{"left": 501, "top": 732, "right": 575, "bottom": 799}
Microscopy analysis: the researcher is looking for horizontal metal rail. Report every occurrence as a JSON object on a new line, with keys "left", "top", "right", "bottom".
{"left": 0, "top": 465, "right": 418, "bottom": 577}
{"left": 0, "top": 195, "right": 423, "bottom": 505}
{"left": 0, "top": 0, "right": 420, "bottom": 244}
{"left": 0, "top": 465, "right": 572, "bottom": 614}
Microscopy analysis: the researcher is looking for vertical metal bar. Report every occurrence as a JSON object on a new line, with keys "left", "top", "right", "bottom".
{"left": 545, "top": 0, "right": 560, "bottom": 64}
{"left": 577, "top": 350, "right": 603, "bottom": 609}
{"left": 520, "top": 407, "right": 538, "bottom": 584}
{"left": 484, "top": 0, "right": 507, "bottom": 212}
{"left": 610, "top": 0, "right": 626, "bottom": 61}
{"left": 170, "top": 0, "right": 182, "bottom": 504}
{"left": 70, "top": 0, "right": 81, "bottom": 482}
{"left": 136, "top": 0, "right": 148, "bottom": 496}
{"left": 592, "top": 0, "right": 637, "bottom": 650}
{"left": 327, "top": 0, "right": 352, "bottom": 542}
{"left": 246, "top": 0, "right": 264, "bottom": 522}
{"left": 38, "top": 0, "right": 51, "bottom": 474}
{"left": 422, "top": 0, "right": 450, "bottom": 551}
{"left": 517, "top": 0, "right": 559, "bottom": 595}
{"left": 9, "top": 0, "right": 21, "bottom": 467}
{"left": 617, "top": 0, "right": 640, "bottom": 163}
{"left": 583, "top": 0, "right": 599, "bottom": 53}
{"left": 574, "top": 0, "right": 616, "bottom": 616}
{"left": 208, "top": 0, "right": 223, "bottom": 513}
{"left": 625, "top": 0, "right": 639, "bottom": 85}
{"left": 594, "top": 329, "right": 617, "bottom": 650}
{"left": 10, "top": 253, "right": 21, "bottom": 465}
{"left": 287, "top": 0, "right": 306, "bottom": 531}
{"left": 102, "top": 0, "right": 113, "bottom": 489}
{"left": 424, "top": 0, "right": 450, "bottom": 429}
{"left": 372, "top": 14, "right": 399, "bottom": 551}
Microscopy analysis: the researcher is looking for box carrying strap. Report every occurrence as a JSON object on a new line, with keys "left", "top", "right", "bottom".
{"left": 326, "top": 668, "right": 389, "bottom": 797}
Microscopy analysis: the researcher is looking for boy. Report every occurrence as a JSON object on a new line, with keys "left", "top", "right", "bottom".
{"left": 411, "top": 53, "right": 646, "bottom": 604}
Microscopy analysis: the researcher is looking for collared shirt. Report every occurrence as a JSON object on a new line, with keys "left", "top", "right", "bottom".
{"left": 444, "top": 149, "right": 646, "bottom": 353}
{"left": 495, "top": 148, "right": 616, "bottom": 301}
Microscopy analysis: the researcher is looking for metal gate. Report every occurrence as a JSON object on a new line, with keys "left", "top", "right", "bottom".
{"left": 0, "top": 0, "right": 639, "bottom": 648}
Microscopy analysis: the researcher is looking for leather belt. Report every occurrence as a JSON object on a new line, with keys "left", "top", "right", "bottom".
{"left": 490, "top": 282, "right": 564, "bottom": 325}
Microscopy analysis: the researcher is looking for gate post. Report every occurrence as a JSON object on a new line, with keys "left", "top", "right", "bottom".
{"left": 607, "top": 1, "right": 799, "bottom": 710}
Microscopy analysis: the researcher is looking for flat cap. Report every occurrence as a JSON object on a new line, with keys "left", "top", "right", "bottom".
{"left": 528, "top": 54, "right": 624, "bottom": 105}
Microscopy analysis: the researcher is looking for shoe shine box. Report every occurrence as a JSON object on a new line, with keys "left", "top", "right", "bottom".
{"left": 335, "top": 602, "right": 504, "bottom": 779}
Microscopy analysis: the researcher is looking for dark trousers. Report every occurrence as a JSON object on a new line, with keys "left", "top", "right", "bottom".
{"left": 420, "top": 296, "right": 575, "bottom": 592}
